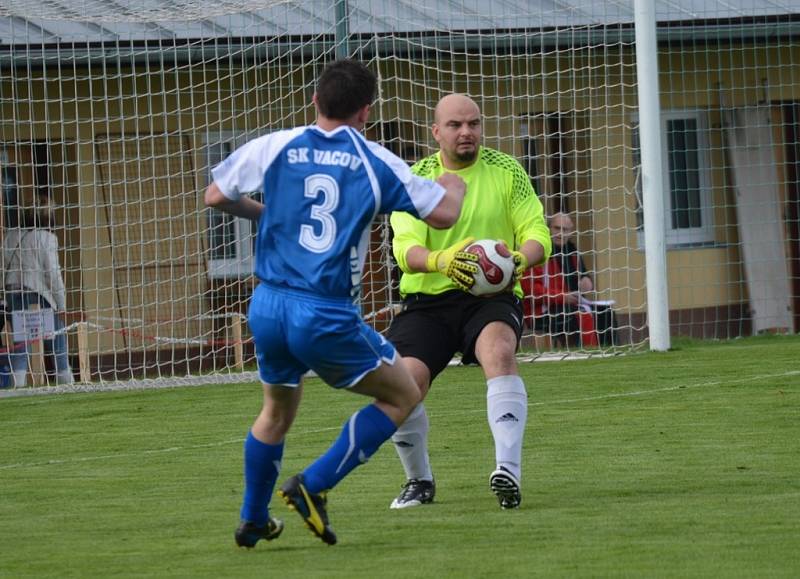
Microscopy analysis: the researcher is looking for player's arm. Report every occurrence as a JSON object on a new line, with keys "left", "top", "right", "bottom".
{"left": 204, "top": 182, "right": 264, "bottom": 221}
{"left": 508, "top": 162, "right": 552, "bottom": 276}
{"left": 391, "top": 211, "right": 476, "bottom": 291}
{"left": 401, "top": 245, "right": 435, "bottom": 273}
{"left": 392, "top": 173, "right": 467, "bottom": 273}
{"left": 508, "top": 238, "right": 546, "bottom": 279}
{"left": 205, "top": 135, "right": 277, "bottom": 221}
{"left": 421, "top": 173, "right": 466, "bottom": 229}
{"left": 41, "top": 232, "right": 67, "bottom": 312}
{"left": 370, "top": 143, "right": 464, "bottom": 230}
{"left": 403, "top": 238, "right": 477, "bottom": 292}
{"left": 391, "top": 211, "right": 431, "bottom": 274}
{"left": 391, "top": 208, "right": 474, "bottom": 276}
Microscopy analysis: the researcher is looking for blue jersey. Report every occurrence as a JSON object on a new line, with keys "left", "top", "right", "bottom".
{"left": 211, "top": 125, "right": 445, "bottom": 300}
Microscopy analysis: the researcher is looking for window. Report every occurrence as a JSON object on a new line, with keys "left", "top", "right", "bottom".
{"left": 205, "top": 133, "right": 261, "bottom": 278}
{"left": 633, "top": 110, "right": 714, "bottom": 246}
{"left": 520, "top": 113, "right": 581, "bottom": 215}
{"left": 1, "top": 144, "right": 53, "bottom": 228}
{"left": 1, "top": 149, "right": 18, "bottom": 227}
{"left": 519, "top": 121, "right": 543, "bottom": 201}
{"left": 365, "top": 120, "right": 422, "bottom": 165}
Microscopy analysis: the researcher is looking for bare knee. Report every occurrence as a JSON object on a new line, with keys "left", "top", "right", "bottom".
{"left": 366, "top": 368, "right": 422, "bottom": 425}
{"left": 263, "top": 406, "right": 294, "bottom": 433}
{"left": 252, "top": 383, "right": 301, "bottom": 443}
{"left": 403, "top": 356, "right": 432, "bottom": 400}
{"left": 475, "top": 323, "right": 519, "bottom": 377}
{"left": 380, "top": 374, "right": 421, "bottom": 417}
{"left": 402, "top": 380, "right": 423, "bottom": 409}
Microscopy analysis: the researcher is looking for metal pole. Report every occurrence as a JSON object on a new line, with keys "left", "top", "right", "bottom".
{"left": 335, "top": 0, "right": 350, "bottom": 59}
{"left": 635, "top": 0, "right": 671, "bottom": 351}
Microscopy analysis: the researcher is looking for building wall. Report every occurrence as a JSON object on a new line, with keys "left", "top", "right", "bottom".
{"left": 0, "top": 39, "right": 798, "bottom": 363}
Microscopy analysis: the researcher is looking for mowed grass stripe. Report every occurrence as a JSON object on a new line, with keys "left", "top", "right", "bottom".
{"left": 0, "top": 334, "right": 797, "bottom": 578}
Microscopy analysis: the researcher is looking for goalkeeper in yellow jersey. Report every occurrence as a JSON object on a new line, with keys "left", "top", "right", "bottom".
{"left": 386, "top": 94, "right": 551, "bottom": 510}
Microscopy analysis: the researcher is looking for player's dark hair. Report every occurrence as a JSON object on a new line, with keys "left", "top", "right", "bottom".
{"left": 315, "top": 59, "right": 377, "bottom": 120}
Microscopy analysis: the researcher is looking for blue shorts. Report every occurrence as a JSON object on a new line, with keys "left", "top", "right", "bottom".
{"left": 248, "top": 283, "right": 397, "bottom": 388}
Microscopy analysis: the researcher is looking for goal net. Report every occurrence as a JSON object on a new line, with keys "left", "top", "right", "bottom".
{"left": 0, "top": 1, "right": 797, "bottom": 388}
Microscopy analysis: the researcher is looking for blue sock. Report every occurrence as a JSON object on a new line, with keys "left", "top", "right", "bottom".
{"left": 303, "top": 404, "right": 397, "bottom": 493}
{"left": 240, "top": 431, "right": 284, "bottom": 526}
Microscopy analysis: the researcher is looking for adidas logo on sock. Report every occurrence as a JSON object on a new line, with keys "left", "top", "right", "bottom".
{"left": 496, "top": 412, "right": 518, "bottom": 423}
{"left": 394, "top": 441, "right": 414, "bottom": 448}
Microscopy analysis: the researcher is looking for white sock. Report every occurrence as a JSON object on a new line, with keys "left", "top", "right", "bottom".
{"left": 391, "top": 403, "right": 433, "bottom": 481}
{"left": 12, "top": 370, "right": 27, "bottom": 387}
{"left": 487, "top": 375, "right": 528, "bottom": 481}
{"left": 57, "top": 370, "right": 74, "bottom": 385}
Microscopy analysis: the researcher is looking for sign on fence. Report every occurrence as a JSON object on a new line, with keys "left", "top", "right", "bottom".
{"left": 11, "top": 308, "right": 56, "bottom": 342}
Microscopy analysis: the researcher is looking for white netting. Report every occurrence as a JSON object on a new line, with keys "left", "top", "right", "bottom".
{"left": 1, "top": 1, "right": 798, "bottom": 389}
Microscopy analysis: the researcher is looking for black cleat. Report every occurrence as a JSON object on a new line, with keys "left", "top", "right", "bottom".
{"left": 490, "top": 466, "right": 522, "bottom": 509}
{"left": 234, "top": 517, "right": 284, "bottom": 548}
{"left": 389, "top": 478, "right": 436, "bottom": 509}
{"left": 278, "top": 474, "right": 337, "bottom": 545}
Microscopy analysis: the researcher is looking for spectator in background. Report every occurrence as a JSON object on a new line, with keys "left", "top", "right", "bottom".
{"left": 2, "top": 197, "right": 74, "bottom": 386}
{"left": 522, "top": 212, "right": 598, "bottom": 348}
{"left": 0, "top": 297, "right": 10, "bottom": 388}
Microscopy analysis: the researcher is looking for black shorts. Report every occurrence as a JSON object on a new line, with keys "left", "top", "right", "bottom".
{"left": 385, "top": 290, "right": 524, "bottom": 381}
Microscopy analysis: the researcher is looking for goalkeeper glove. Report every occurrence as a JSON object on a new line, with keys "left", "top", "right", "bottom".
{"left": 425, "top": 237, "right": 479, "bottom": 292}
{"left": 510, "top": 250, "right": 528, "bottom": 279}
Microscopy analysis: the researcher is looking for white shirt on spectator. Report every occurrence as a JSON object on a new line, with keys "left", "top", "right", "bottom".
{"left": 3, "top": 227, "right": 67, "bottom": 312}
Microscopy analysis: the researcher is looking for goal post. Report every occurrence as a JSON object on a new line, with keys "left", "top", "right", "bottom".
{"left": 0, "top": 1, "right": 797, "bottom": 389}
{"left": 634, "top": 0, "right": 669, "bottom": 352}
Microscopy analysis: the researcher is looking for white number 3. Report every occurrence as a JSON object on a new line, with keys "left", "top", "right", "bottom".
{"left": 299, "top": 173, "right": 339, "bottom": 253}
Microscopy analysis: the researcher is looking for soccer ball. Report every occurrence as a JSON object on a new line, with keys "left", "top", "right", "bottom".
{"left": 465, "top": 239, "right": 515, "bottom": 297}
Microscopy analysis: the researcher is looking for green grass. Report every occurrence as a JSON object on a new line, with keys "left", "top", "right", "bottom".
{"left": 1, "top": 335, "right": 799, "bottom": 578}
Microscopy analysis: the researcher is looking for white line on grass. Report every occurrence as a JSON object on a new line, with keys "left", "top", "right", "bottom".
{"left": 2, "top": 369, "right": 797, "bottom": 471}
{"left": 434, "top": 369, "right": 800, "bottom": 418}
{"left": 533, "top": 369, "right": 800, "bottom": 407}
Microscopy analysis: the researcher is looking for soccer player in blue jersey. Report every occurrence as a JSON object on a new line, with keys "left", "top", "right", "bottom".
{"left": 204, "top": 60, "right": 466, "bottom": 547}
{"left": 386, "top": 94, "right": 552, "bottom": 510}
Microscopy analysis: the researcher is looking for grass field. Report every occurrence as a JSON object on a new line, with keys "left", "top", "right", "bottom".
{"left": 1, "top": 335, "right": 799, "bottom": 578}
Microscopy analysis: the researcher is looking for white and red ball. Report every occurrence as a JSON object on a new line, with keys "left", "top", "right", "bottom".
{"left": 465, "top": 239, "right": 515, "bottom": 297}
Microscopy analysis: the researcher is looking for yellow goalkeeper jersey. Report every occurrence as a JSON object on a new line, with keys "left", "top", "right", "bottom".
{"left": 391, "top": 146, "right": 551, "bottom": 298}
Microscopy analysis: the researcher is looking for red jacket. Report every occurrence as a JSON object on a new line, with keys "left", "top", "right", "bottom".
{"left": 521, "top": 252, "right": 598, "bottom": 347}
{"left": 520, "top": 252, "right": 582, "bottom": 321}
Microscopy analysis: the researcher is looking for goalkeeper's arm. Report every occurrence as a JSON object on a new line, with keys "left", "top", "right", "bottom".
{"left": 400, "top": 238, "right": 479, "bottom": 292}
{"left": 509, "top": 239, "right": 547, "bottom": 279}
